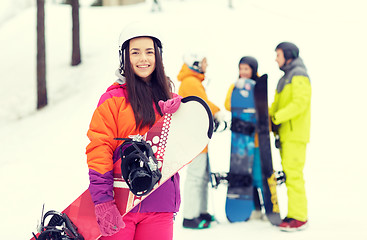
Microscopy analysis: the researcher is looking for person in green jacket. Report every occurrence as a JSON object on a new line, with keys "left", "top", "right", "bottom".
{"left": 269, "top": 42, "right": 311, "bottom": 231}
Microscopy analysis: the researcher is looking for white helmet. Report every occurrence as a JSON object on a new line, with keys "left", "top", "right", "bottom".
{"left": 118, "top": 21, "right": 162, "bottom": 50}
{"left": 118, "top": 21, "right": 162, "bottom": 72}
{"left": 183, "top": 51, "right": 206, "bottom": 73}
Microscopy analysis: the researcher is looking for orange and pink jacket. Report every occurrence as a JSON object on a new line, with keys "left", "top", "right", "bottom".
{"left": 86, "top": 80, "right": 180, "bottom": 213}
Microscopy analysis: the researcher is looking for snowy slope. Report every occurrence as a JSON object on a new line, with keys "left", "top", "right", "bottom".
{"left": 0, "top": 0, "right": 367, "bottom": 239}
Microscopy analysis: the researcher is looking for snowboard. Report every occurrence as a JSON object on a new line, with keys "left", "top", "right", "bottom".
{"left": 31, "top": 96, "right": 214, "bottom": 240}
{"left": 225, "top": 79, "right": 257, "bottom": 222}
{"left": 254, "top": 74, "right": 282, "bottom": 225}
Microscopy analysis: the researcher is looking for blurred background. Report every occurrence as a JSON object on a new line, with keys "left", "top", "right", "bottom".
{"left": 0, "top": 0, "right": 366, "bottom": 239}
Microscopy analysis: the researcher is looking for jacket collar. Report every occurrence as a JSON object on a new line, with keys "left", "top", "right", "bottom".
{"left": 177, "top": 64, "right": 205, "bottom": 82}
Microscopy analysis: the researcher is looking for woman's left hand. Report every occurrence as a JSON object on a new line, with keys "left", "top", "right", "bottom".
{"left": 159, "top": 95, "right": 183, "bottom": 114}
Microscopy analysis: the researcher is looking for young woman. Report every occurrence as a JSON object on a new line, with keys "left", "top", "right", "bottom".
{"left": 224, "top": 56, "right": 259, "bottom": 111}
{"left": 224, "top": 56, "right": 265, "bottom": 220}
{"left": 86, "top": 22, "right": 181, "bottom": 240}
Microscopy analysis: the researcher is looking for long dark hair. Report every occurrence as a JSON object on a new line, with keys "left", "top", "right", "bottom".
{"left": 124, "top": 39, "right": 173, "bottom": 129}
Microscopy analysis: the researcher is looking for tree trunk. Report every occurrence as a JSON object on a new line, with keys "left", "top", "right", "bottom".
{"left": 71, "top": 0, "right": 81, "bottom": 66}
{"left": 37, "top": 0, "right": 47, "bottom": 109}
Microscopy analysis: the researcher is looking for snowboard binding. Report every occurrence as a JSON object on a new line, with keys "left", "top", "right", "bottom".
{"left": 210, "top": 172, "right": 226, "bottom": 188}
{"left": 116, "top": 135, "right": 162, "bottom": 197}
{"left": 33, "top": 208, "right": 83, "bottom": 240}
{"left": 213, "top": 119, "right": 228, "bottom": 133}
{"left": 227, "top": 173, "right": 253, "bottom": 188}
{"left": 230, "top": 117, "right": 255, "bottom": 135}
{"left": 210, "top": 172, "right": 252, "bottom": 189}
{"left": 275, "top": 170, "right": 286, "bottom": 185}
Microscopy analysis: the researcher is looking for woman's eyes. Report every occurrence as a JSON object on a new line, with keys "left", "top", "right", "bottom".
{"left": 131, "top": 50, "right": 155, "bottom": 55}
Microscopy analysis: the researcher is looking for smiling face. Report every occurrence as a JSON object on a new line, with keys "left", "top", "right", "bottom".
{"left": 239, "top": 63, "right": 253, "bottom": 79}
{"left": 129, "top": 37, "right": 156, "bottom": 82}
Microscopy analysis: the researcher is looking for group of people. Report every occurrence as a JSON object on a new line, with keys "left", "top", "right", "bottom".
{"left": 85, "top": 22, "right": 311, "bottom": 239}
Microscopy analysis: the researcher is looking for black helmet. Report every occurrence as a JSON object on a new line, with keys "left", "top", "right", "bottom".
{"left": 275, "top": 42, "right": 299, "bottom": 60}
{"left": 239, "top": 56, "right": 258, "bottom": 80}
{"left": 117, "top": 136, "right": 162, "bottom": 197}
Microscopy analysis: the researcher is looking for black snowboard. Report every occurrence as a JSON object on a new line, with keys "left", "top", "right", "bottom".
{"left": 254, "top": 74, "right": 282, "bottom": 226}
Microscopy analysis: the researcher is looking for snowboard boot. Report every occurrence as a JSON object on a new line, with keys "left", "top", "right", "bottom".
{"left": 183, "top": 217, "right": 210, "bottom": 229}
{"left": 199, "top": 213, "right": 215, "bottom": 223}
{"left": 278, "top": 217, "right": 308, "bottom": 232}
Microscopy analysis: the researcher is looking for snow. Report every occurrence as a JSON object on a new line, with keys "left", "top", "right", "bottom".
{"left": 0, "top": 0, "right": 367, "bottom": 239}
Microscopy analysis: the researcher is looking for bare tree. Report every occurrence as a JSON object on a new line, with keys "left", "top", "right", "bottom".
{"left": 71, "top": 0, "right": 81, "bottom": 66}
{"left": 37, "top": 0, "right": 47, "bottom": 109}
{"left": 91, "top": 0, "right": 102, "bottom": 6}
{"left": 228, "top": 0, "right": 233, "bottom": 9}
{"left": 151, "top": 0, "right": 162, "bottom": 12}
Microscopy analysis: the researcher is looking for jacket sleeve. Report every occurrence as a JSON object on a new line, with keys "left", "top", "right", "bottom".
{"left": 180, "top": 77, "right": 220, "bottom": 116}
{"left": 224, "top": 84, "right": 235, "bottom": 111}
{"left": 86, "top": 96, "right": 121, "bottom": 205}
{"left": 269, "top": 90, "right": 279, "bottom": 117}
{"left": 272, "top": 76, "right": 311, "bottom": 124}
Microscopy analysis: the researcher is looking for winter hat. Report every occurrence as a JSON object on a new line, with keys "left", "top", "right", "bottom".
{"left": 275, "top": 42, "right": 299, "bottom": 60}
{"left": 239, "top": 56, "right": 258, "bottom": 80}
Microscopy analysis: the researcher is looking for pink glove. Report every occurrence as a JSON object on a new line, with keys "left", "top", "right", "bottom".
{"left": 158, "top": 96, "right": 183, "bottom": 114}
{"left": 95, "top": 200, "right": 125, "bottom": 236}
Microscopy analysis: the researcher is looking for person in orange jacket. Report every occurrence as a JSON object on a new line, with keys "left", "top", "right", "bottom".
{"left": 177, "top": 52, "right": 223, "bottom": 229}
{"left": 86, "top": 22, "right": 182, "bottom": 240}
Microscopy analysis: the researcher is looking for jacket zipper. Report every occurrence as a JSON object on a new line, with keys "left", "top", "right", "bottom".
{"left": 171, "top": 176, "right": 176, "bottom": 209}
{"left": 137, "top": 200, "right": 142, "bottom": 212}
{"left": 289, "top": 120, "right": 293, "bottom": 131}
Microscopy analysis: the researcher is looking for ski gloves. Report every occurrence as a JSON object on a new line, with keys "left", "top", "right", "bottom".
{"left": 270, "top": 117, "right": 281, "bottom": 133}
{"left": 214, "top": 111, "right": 225, "bottom": 122}
{"left": 95, "top": 200, "right": 125, "bottom": 236}
{"left": 235, "top": 78, "right": 246, "bottom": 89}
{"left": 158, "top": 95, "right": 183, "bottom": 115}
{"left": 270, "top": 116, "right": 281, "bottom": 149}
